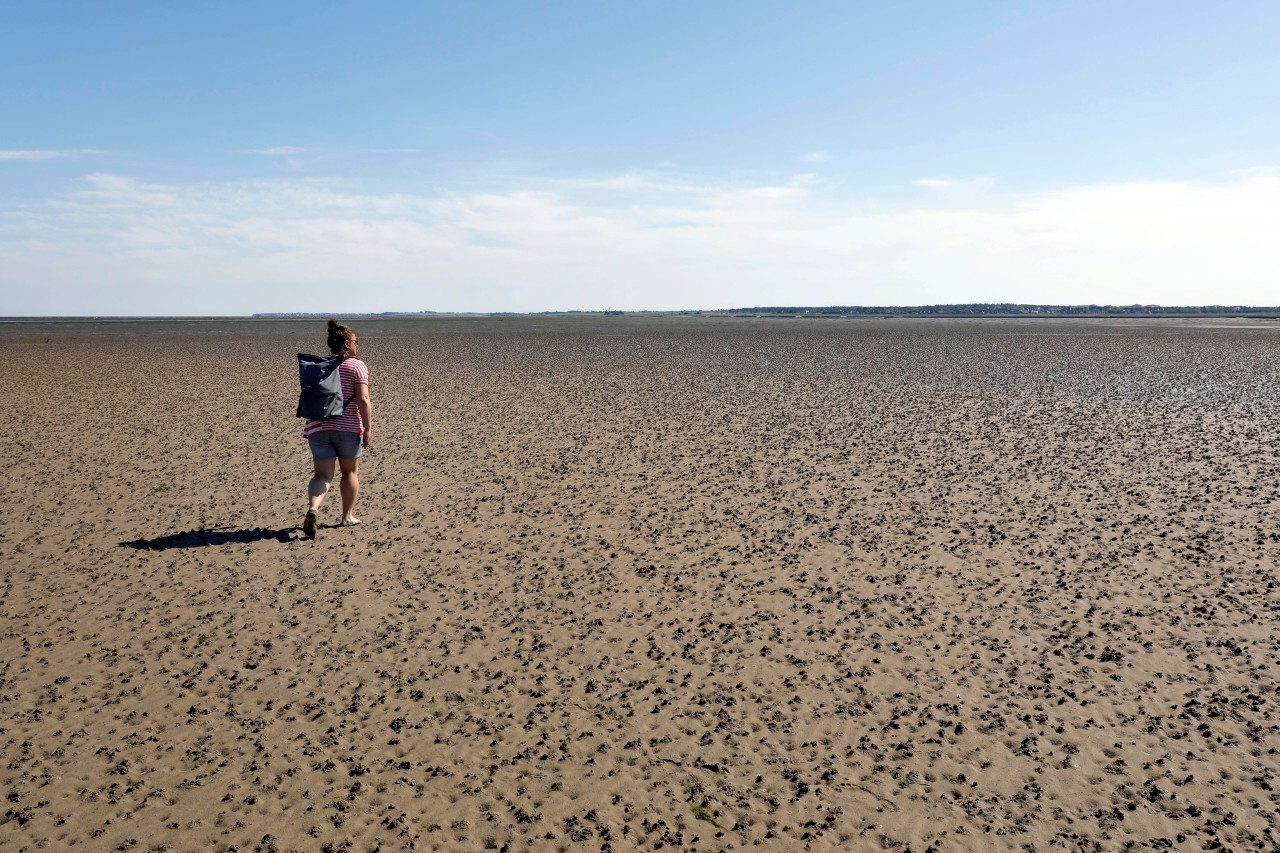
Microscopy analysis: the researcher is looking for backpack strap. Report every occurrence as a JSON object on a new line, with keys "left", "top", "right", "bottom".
{"left": 333, "top": 355, "right": 357, "bottom": 408}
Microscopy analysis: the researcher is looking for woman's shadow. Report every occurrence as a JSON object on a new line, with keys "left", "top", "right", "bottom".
{"left": 120, "top": 525, "right": 298, "bottom": 551}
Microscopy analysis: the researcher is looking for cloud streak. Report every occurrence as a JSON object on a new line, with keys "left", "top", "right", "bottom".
{"left": 2, "top": 169, "right": 1279, "bottom": 314}
{"left": 0, "top": 149, "right": 104, "bottom": 161}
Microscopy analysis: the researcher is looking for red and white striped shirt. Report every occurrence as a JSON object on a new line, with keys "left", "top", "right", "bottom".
{"left": 302, "top": 357, "right": 369, "bottom": 437}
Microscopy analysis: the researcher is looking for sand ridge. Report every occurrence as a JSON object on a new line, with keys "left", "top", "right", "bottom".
{"left": 2, "top": 316, "right": 1280, "bottom": 851}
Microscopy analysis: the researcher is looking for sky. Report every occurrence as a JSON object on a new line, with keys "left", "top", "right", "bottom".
{"left": 2, "top": 0, "right": 1278, "bottom": 315}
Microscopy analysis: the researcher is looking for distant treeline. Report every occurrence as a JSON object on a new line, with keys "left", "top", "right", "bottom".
{"left": 725, "top": 304, "right": 1280, "bottom": 316}
{"left": 253, "top": 311, "right": 591, "bottom": 318}
{"left": 253, "top": 305, "right": 1280, "bottom": 319}
{"left": 253, "top": 311, "right": 453, "bottom": 318}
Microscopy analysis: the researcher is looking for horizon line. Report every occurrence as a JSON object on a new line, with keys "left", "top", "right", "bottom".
{"left": 5, "top": 302, "right": 1280, "bottom": 322}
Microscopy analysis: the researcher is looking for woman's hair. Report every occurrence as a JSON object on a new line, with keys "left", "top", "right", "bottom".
{"left": 327, "top": 318, "right": 357, "bottom": 354}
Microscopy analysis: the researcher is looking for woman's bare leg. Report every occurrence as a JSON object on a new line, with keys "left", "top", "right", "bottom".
{"left": 309, "top": 458, "right": 336, "bottom": 512}
{"left": 338, "top": 457, "right": 360, "bottom": 521}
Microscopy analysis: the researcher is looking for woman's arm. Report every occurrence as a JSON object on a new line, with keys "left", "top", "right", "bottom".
{"left": 354, "top": 383, "right": 373, "bottom": 448}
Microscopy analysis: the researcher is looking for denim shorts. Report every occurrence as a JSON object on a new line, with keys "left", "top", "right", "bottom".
{"left": 308, "top": 431, "right": 363, "bottom": 461}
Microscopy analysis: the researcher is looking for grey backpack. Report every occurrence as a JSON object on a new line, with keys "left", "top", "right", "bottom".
{"left": 296, "top": 354, "right": 351, "bottom": 419}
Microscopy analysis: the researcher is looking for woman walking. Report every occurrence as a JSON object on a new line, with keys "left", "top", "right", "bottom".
{"left": 302, "top": 319, "right": 372, "bottom": 539}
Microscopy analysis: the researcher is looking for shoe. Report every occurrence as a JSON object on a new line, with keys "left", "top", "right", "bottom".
{"left": 303, "top": 510, "right": 318, "bottom": 540}
{"left": 340, "top": 517, "right": 361, "bottom": 527}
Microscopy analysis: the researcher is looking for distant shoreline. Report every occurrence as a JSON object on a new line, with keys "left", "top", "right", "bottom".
{"left": 5, "top": 304, "right": 1280, "bottom": 322}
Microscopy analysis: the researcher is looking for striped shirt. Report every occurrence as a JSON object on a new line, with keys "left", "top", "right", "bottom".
{"left": 302, "top": 357, "right": 369, "bottom": 437}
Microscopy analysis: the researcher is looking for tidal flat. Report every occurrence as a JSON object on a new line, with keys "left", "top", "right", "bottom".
{"left": 3, "top": 315, "right": 1279, "bottom": 852}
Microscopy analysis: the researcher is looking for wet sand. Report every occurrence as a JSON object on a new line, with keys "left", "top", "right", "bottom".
{"left": 3, "top": 315, "right": 1280, "bottom": 852}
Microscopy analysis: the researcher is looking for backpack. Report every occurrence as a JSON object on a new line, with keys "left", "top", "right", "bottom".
{"left": 296, "top": 354, "right": 351, "bottom": 419}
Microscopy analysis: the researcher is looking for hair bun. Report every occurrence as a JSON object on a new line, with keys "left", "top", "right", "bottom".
{"left": 328, "top": 318, "right": 340, "bottom": 330}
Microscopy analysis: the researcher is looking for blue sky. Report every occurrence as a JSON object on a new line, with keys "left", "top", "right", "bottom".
{"left": 3, "top": 1, "right": 1278, "bottom": 314}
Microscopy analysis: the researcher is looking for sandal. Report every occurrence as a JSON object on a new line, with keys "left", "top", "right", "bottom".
{"left": 340, "top": 517, "right": 362, "bottom": 527}
{"left": 303, "top": 510, "right": 318, "bottom": 540}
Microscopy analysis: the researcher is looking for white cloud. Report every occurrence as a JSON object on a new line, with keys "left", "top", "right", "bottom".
{"left": 249, "top": 146, "right": 307, "bottom": 156}
{"left": 532, "top": 171, "right": 712, "bottom": 195}
{"left": 2, "top": 169, "right": 1279, "bottom": 314}
{"left": 0, "top": 150, "right": 64, "bottom": 161}
{"left": 916, "top": 176, "right": 995, "bottom": 193}
{"left": 0, "top": 149, "right": 104, "bottom": 161}
{"left": 800, "top": 151, "right": 829, "bottom": 163}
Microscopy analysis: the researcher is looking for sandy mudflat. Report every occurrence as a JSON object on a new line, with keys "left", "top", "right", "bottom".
{"left": 3, "top": 315, "right": 1280, "bottom": 852}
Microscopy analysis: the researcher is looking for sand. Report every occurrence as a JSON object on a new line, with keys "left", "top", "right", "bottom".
{"left": 2, "top": 315, "right": 1279, "bottom": 852}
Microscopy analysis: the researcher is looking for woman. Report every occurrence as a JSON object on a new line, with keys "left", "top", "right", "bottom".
{"left": 302, "top": 319, "right": 372, "bottom": 539}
